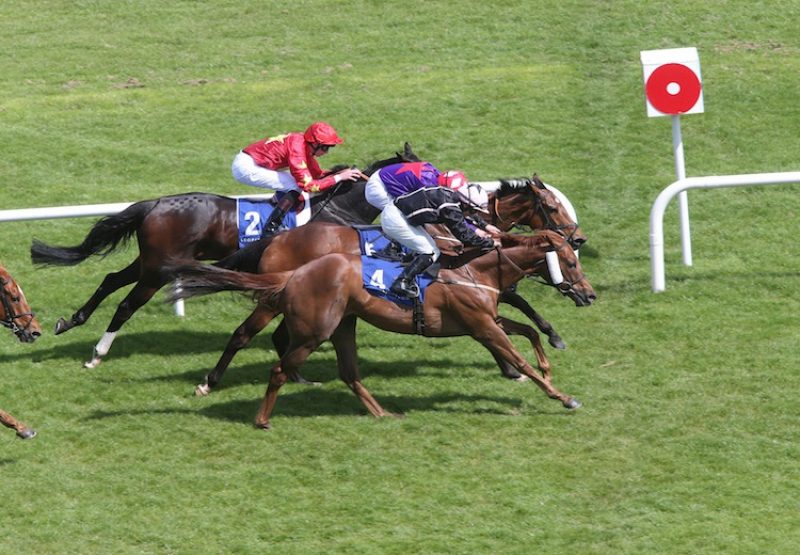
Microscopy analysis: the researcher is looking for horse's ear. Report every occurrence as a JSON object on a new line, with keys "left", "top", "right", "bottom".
{"left": 402, "top": 142, "right": 419, "bottom": 162}
{"left": 531, "top": 174, "right": 546, "bottom": 189}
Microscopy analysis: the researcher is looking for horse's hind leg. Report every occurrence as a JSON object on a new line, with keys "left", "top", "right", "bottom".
{"left": 84, "top": 276, "right": 165, "bottom": 368}
{"left": 254, "top": 341, "right": 318, "bottom": 430}
{"left": 55, "top": 259, "right": 141, "bottom": 335}
{"left": 499, "top": 289, "right": 566, "bottom": 350}
{"left": 0, "top": 409, "right": 36, "bottom": 439}
{"left": 271, "top": 320, "right": 318, "bottom": 386}
{"left": 197, "top": 305, "right": 278, "bottom": 396}
{"left": 331, "top": 315, "right": 397, "bottom": 418}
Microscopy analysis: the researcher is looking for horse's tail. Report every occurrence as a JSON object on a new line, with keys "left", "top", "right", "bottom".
{"left": 166, "top": 261, "right": 290, "bottom": 310}
{"left": 30, "top": 199, "right": 157, "bottom": 266}
{"left": 213, "top": 237, "right": 274, "bottom": 273}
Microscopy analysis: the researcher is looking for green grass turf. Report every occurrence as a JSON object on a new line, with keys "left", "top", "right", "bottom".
{"left": 1, "top": 1, "right": 799, "bottom": 553}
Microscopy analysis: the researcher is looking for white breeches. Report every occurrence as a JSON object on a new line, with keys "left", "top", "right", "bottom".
{"left": 231, "top": 151, "right": 300, "bottom": 192}
{"left": 380, "top": 204, "right": 440, "bottom": 260}
{"left": 364, "top": 172, "right": 392, "bottom": 209}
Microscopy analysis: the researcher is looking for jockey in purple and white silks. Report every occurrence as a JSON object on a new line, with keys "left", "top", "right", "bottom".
{"left": 365, "top": 161, "right": 498, "bottom": 298}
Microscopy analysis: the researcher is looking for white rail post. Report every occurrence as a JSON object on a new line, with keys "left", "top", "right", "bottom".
{"left": 671, "top": 115, "right": 693, "bottom": 266}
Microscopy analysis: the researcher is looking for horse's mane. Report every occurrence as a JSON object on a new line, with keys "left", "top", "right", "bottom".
{"left": 496, "top": 174, "right": 546, "bottom": 197}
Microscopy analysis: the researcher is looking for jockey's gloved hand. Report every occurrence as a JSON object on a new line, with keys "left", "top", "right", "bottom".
{"left": 499, "top": 177, "right": 533, "bottom": 189}
{"left": 336, "top": 167, "right": 367, "bottom": 183}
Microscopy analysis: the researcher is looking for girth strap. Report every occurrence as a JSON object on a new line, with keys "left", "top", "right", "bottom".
{"left": 412, "top": 297, "right": 426, "bottom": 336}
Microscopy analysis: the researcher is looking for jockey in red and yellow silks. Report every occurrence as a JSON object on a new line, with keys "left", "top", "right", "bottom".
{"left": 232, "top": 121, "right": 365, "bottom": 236}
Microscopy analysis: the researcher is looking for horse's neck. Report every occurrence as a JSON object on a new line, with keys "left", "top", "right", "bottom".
{"left": 492, "top": 192, "right": 534, "bottom": 230}
{"left": 466, "top": 244, "right": 542, "bottom": 291}
{"left": 311, "top": 181, "right": 379, "bottom": 226}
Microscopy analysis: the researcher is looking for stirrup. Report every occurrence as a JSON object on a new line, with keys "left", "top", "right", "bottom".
{"left": 390, "top": 278, "right": 419, "bottom": 299}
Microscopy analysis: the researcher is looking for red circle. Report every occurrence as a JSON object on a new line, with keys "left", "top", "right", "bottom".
{"left": 645, "top": 63, "right": 702, "bottom": 114}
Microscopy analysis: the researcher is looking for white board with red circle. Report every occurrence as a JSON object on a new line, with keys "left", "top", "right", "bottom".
{"left": 640, "top": 47, "right": 704, "bottom": 117}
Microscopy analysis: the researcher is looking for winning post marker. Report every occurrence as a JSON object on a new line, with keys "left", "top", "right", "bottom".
{"left": 641, "top": 47, "right": 704, "bottom": 266}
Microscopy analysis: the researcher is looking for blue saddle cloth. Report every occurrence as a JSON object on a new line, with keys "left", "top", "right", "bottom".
{"left": 356, "top": 227, "right": 434, "bottom": 307}
{"left": 237, "top": 198, "right": 301, "bottom": 248}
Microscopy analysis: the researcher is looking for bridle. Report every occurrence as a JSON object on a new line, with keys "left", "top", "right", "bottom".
{"left": 494, "top": 240, "right": 586, "bottom": 297}
{"left": 491, "top": 187, "right": 581, "bottom": 246}
{"left": 0, "top": 277, "right": 36, "bottom": 337}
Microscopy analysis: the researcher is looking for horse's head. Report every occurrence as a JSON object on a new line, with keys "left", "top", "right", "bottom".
{"left": 0, "top": 267, "right": 41, "bottom": 343}
{"left": 489, "top": 175, "right": 587, "bottom": 250}
{"left": 499, "top": 231, "right": 595, "bottom": 307}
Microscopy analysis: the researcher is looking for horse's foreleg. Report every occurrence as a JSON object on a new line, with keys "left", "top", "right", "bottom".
{"left": 331, "top": 316, "right": 398, "bottom": 418}
{"left": 473, "top": 321, "right": 580, "bottom": 409}
{"left": 55, "top": 259, "right": 141, "bottom": 335}
{"left": 0, "top": 409, "right": 36, "bottom": 439}
{"left": 198, "top": 305, "right": 278, "bottom": 396}
{"left": 497, "top": 316, "right": 553, "bottom": 383}
{"left": 84, "top": 278, "right": 163, "bottom": 369}
{"left": 484, "top": 347, "right": 528, "bottom": 382}
{"left": 499, "top": 289, "right": 566, "bottom": 350}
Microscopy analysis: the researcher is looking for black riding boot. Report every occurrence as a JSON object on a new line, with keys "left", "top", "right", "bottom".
{"left": 261, "top": 190, "right": 301, "bottom": 237}
{"left": 390, "top": 253, "right": 434, "bottom": 299}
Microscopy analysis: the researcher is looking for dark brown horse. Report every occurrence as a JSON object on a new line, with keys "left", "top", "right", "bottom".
{"left": 0, "top": 264, "right": 39, "bottom": 439}
{"left": 194, "top": 176, "right": 586, "bottom": 395}
{"left": 169, "top": 230, "right": 596, "bottom": 429}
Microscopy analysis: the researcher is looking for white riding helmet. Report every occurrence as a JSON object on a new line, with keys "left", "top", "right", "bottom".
{"left": 438, "top": 170, "right": 489, "bottom": 213}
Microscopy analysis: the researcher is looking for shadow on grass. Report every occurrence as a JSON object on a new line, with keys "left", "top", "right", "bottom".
{"left": 84, "top": 386, "right": 568, "bottom": 426}
{"left": 136, "top": 350, "right": 508, "bottom": 391}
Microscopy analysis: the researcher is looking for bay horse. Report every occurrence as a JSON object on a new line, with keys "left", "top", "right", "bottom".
{"left": 168, "top": 230, "right": 596, "bottom": 429}
{"left": 192, "top": 175, "right": 587, "bottom": 394}
{"left": 31, "top": 142, "right": 586, "bottom": 370}
{"left": 0, "top": 264, "right": 39, "bottom": 439}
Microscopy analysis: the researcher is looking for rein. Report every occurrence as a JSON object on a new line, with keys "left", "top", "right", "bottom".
{"left": 0, "top": 278, "right": 35, "bottom": 336}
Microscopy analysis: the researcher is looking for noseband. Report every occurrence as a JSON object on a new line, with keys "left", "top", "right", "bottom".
{"left": 0, "top": 278, "right": 36, "bottom": 337}
{"left": 495, "top": 241, "right": 586, "bottom": 298}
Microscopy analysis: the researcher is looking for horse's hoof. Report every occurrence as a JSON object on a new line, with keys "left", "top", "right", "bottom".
{"left": 195, "top": 383, "right": 211, "bottom": 397}
{"left": 290, "top": 374, "right": 321, "bottom": 386}
{"left": 563, "top": 398, "right": 582, "bottom": 410}
{"left": 17, "top": 428, "right": 37, "bottom": 440}
{"left": 501, "top": 369, "right": 523, "bottom": 380}
{"left": 254, "top": 421, "right": 272, "bottom": 430}
{"left": 83, "top": 357, "right": 101, "bottom": 369}
{"left": 548, "top": 335, "right": 567, "bottom": 350}
{"left": 54, "top": 318, "right": 71, "bottom": 335}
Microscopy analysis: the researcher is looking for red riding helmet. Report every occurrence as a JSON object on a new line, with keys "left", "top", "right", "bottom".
{"left": 304, "top": 121, "right": 344, "bottom": 146}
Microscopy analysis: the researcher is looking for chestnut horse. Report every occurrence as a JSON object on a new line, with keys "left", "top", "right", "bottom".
{"left": 0, "top": 264, "right": 39, "bottom": 439}
{"left": 168, "top": 230, "right": 596, "bottom": 429}
{"left": 194, "top": 176, "right": 586, "bottom": 395}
